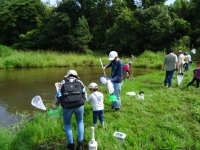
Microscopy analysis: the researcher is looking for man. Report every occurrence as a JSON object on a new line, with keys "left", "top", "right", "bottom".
{"left": 162, "top": 49, "right": 179, "bottom": 88}
{"left": 103, "top": 51, "right": 124, "bottom": 111}
{"left": 177, "top": 50, "right": 185, "bottom": 75}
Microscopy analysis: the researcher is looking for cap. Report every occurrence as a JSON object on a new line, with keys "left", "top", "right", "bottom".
{"left": 178, "top": 50, "right": 182, "bottom": 53}
{"left": 108, "top": 51, "right": 118, "bottom": 60}
{"left": 64, "top": 70, "right": 80, "bottom": 79}
{"left": 89, "top": 82, "right": 98, "bottom": 89}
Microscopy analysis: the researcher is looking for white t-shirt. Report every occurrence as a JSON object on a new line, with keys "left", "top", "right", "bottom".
{"left": 86, "top": 91, "right": 104, "bottom": 111}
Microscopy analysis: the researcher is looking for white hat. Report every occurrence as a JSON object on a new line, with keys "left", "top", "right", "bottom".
{"left": 108, "top": 51, "right": 118, "bottom": 60}
{"left": 64, "top": 70, "right": 79, "bottom": 79}
{"left": 88, "top": 82, "right": 98, "bottom": 89}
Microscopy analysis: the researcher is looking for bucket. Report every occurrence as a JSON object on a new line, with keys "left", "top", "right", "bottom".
{"left": 109, "top": 94, "right": 116, "bottom": 102}
{"left": 138, "top": 92, "right": 144, "bottom": 99}
{"left": 48, "top": 108, "right": 61, "bottom": 118}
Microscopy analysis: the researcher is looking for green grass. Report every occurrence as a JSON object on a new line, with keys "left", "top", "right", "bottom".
{"left": 0, "top": 45, "right": 165, "bottom": 69}
{"left": 1, "top": 63, "right": 200, "bottom": 150}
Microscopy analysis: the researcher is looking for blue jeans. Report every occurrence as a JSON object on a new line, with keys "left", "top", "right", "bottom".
{"left": 164, "top": 70, "right": 175, "bottom": 87}
{"left": 62, "top": 105, "right": 84, "bottom": 144}
{"left": 113, "top": 82, "right": 122, "bottom": 108}
{"left": 93, "top": 110, "right": 104, "bottom": 125}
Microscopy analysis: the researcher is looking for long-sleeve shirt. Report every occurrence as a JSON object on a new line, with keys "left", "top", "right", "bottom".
{"left": 106, "top": 59, "right": 123, "bottom": 83}
{"left": 194, "top": 68, "right": 200, "bottom": 79}
{"left": 86, "top": 91, "right": 104, "bottom": 111}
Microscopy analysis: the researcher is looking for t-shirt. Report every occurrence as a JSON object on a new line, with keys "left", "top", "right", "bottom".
{"left": 164, "top": 53, "right": 178, "bottom": 71}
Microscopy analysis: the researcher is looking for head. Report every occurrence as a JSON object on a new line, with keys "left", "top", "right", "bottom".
{"left": 64, "top": 70, "right": 80, "bottom": 79}
{"left": 184, "top": 52, "right": 188, "bottom": 55}
{"left": 167, "top": 49, "right": 174, "bottom": 54}
{"left": 178, "top": 50, "right": 183, "bottom": 54}
{"left": 198, "top": 61, "right": 200, "bottom": 68}
{"left": 108, "top": 51, "right": 118, "bottom": 61}
{"left": 88, "top": 82, "right": 98, "bottom": 92}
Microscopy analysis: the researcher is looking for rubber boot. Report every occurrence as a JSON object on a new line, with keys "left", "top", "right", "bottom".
{"left": 76, "top": 141, "right": 83, "bottom": 150}
{"left": 67, "top": 143, "right": 75, "bottom": 150}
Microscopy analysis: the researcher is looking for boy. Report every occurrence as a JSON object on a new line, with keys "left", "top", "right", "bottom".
{"left": 86, "top": 82, "right": 104, "bottom": 128}
{"left": 186, "top": 62, "right": 200, "bottom": 88}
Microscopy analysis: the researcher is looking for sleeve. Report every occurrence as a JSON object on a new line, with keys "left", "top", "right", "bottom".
{"left": 78, "top": 79, "right": 87, "bottom": 100}
{"left": 86, "top": 94, "right": 92, "bottom": 102}
{"left": 106, "top": 61, "right": 112, "bottom": 69}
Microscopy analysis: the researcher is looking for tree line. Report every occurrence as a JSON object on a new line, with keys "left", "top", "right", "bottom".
{"left": 0, "top": 0, "right": 199, "bottom": 55}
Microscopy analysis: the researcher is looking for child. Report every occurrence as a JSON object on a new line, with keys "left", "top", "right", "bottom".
{"left": 86, "top": 82, "right": 105, "bottom": 128}
{"left": 123, "top": 55, "right": 134, "bottom": 79}
{"left": 186, "top": 62, "right": 200, "bottom": 88}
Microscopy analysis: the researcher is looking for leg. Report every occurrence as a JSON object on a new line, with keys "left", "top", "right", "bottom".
{"left": 196, "top": 78, "right": 199, "bottom": 88}
{"left": 164, "top": 71, "right": 170, "bottom": 86}
{"left": 92, "top": 111, "right": 98, "bottom": 125}
{"left": 62, "top": 108, "right": 74, "bottom": 144}
{"left": 113, "top": 83, "right": 122, "bottom": 109}
{"left": 74, "top": 105, "right": 84, "bottom": 143}
{"left": 98, "top": 110, "right": 104, "bottom": 124}
{"left": 186, "top": 77, "right": 196, "bottom": 87}
{"left": 168, "top": 70, "right": 175, "bottom": 87}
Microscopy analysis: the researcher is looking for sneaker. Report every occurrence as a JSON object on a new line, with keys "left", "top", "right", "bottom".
{"left": 67, "top": 143, "right": 75, "bottom": 150}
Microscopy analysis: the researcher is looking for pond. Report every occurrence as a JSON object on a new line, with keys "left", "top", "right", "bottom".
{"left": 0, "top": 66, "right": 158, "bottom": 127}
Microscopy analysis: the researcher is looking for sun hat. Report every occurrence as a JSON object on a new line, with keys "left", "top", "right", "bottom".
{"left": 108, "top": 51, "right": 118, "bottom": 60}
{"left": 178, "top": 50, "right": 182, "bottom": 53}
{"left": 88, "top": 82, "right": 98, "bottom": 89}
{"left": 64, "top": 70, "right": 80, "bottom": 79}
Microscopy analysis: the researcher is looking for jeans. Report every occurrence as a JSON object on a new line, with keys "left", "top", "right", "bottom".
{"left": 113, "top": 82, "right": 122, "bottom": 108}
{"left": 93, "top": 110, "right": 104, "bottom": 125}
{"left": 164, "top": 70, "right": 175, "bottom": 87}
{"left": 62, "top": 105, "right": 84, "bottom": 144}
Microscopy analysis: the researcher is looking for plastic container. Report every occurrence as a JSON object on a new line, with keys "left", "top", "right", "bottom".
{"left": 48, "top": 108, "right": 61, "bottom": 118}
{"left": 113, "top": 131, "right": 126, "bottom": 142}
{"left": 138, "top": 91, "right": 144, "bottom": 99}
{"left": 109, "top": 94, "right": 116, "bottom": 102}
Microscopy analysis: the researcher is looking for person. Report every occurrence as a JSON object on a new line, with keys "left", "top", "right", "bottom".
{"left": 123, "top": 55, "right": 134, "bottom": 79}
{"left": 52, "top": 70, "right": 87, "bottom": 150}
{"left": 184, "top": 52, "right": 189, "bottom": 71}
{"left": 188, "top": 52, "right": 192, "bottom": 70}
{"left": 162, "top": 49, "right": 179, "bottom": 88}
{"left": 102, "top": 51, "right": 124, "bottom": 111}
{"left": 177, "top": 50, "right": 185, "bottom": 75}
{"left": 186, "top": 62, "right": 200, "bottom": 88}
{"left": 86, "top": 82, "right": 104, "bottom": 128}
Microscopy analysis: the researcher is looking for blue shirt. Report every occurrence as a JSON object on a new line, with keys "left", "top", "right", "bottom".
{"left": 106, "top": 59, "right": 124, "bottom": 83}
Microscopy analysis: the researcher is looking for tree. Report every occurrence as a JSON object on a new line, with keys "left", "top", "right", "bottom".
{"left": 74, "top": 16, "right": 93, "bottom": 52}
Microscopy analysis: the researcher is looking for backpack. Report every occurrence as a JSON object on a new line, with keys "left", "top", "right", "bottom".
{"left": 59, "top": 78, "right": 85, "bottom": 108}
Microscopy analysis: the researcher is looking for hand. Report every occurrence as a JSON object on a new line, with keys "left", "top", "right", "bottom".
{"left": 102, "top": 67, "right": 106, "bottom": 71}
{"left": 52, "top": 105, "right": 57, "bottom": 110}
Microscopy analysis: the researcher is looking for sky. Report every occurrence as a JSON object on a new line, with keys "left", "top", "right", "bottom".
{"left": 42, "top": 0, "right": 175, "bottom": 6}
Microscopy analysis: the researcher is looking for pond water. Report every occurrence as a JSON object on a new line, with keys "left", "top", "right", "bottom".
{"left": 0, "top": 67, "right": 158, "bottom": 127}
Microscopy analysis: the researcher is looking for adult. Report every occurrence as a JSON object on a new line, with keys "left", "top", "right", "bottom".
{"left": 53, "top": 70, "right": 86, "bottom": 150}
{"left": 102, "top": 51, "right": 124, "bottom": 111}
{"left": 186, "top": 62, "right": 200, "bottom": 88}
{"left": 184, "top": 52, "right": 189, "bottom": 71}
{"left": 177, "top": 50, "right": 185, "bottom": 75}
{"left": 162, "top": 49, "right": 179, "bottom": 88}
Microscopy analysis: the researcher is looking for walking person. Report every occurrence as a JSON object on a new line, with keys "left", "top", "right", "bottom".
{"left": 162, "top": 49, "right": 179, "bottom": 88}
{"left": 102, "top": 51, "right": 124, "bottom": 111}
{"left": 52, "top": 70, "right": 87, "bottom": 150}
{"left": 177, "top": 50, "right": 185, "bottom": 75}
{"left": 186, "top": 62, "right": 200, "bottom": 88}
{"left": 86, "top": 82, "right": 105, "bottom": 128}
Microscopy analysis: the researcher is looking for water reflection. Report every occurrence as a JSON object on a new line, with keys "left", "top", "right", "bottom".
{"left": 0, "top": 67, "right": 158, "bottom": 127}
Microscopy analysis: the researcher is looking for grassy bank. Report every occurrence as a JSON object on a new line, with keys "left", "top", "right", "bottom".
{"left": 0, "top": 63, "right": 200, "bottom": 149}
{"left": 0, "top": 45, "right": 164, "bottom": 69}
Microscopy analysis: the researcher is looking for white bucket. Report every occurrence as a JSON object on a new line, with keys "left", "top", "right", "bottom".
{"left": 138, "top": 92, "right": 144, "bottom": 99}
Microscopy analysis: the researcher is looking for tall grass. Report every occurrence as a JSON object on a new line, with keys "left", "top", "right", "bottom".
{"left": 0, "top": 62, "right": 200, "bottom": 149}
{"left": 0, "top": 45, "right": 165, "bottom": 69}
